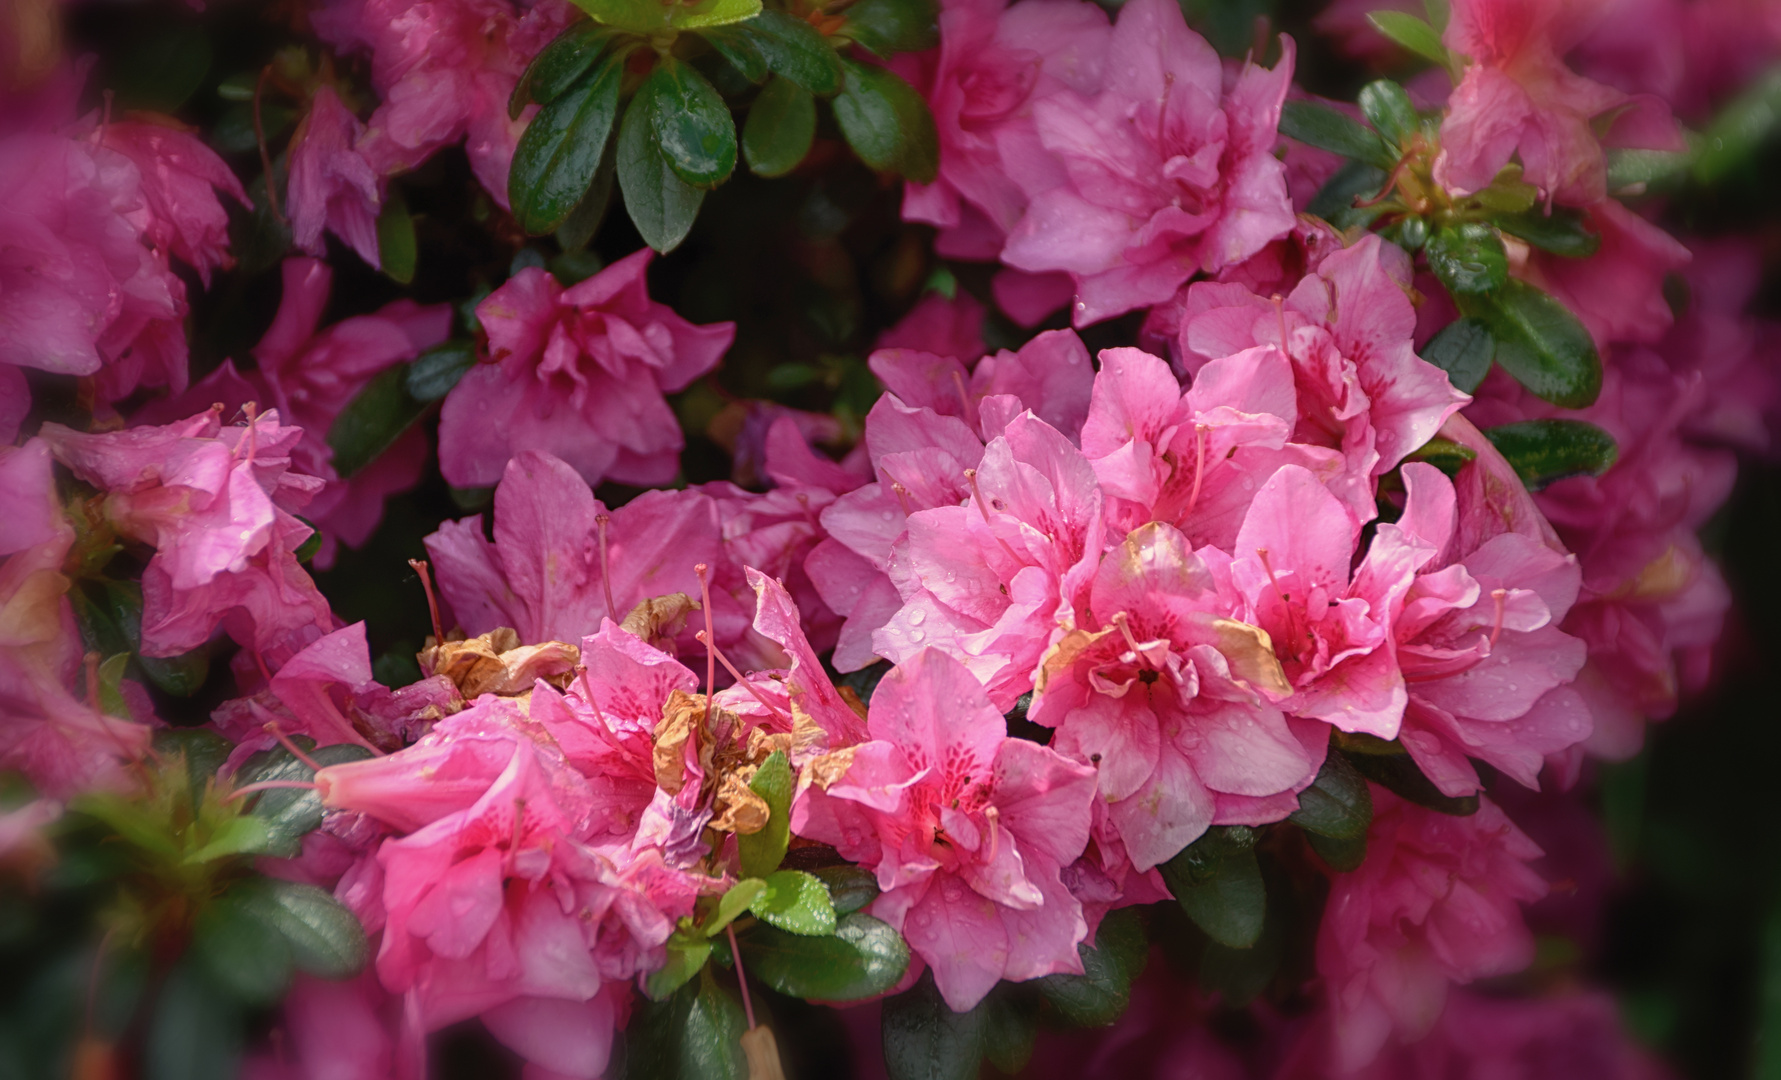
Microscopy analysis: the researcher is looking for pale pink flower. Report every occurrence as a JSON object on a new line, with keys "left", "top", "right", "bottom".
{"left": 99, "top": 118, "right": 248, "bottom": 286}
{"left": 791, "top": 649, "right": 1098, "bottom": 1011}
{"left": 1001, "top": 0, "right": 1296, "bottom": 324}
{"left": 1317, "top": 786, "right": 1546, "bottom": 1072}
{"left": 440, "top": 253, "right": 734, "bottom": 490}
{"left": 40, "top": 408, "right": 334, "bottom": 657}
{"left": 286, "top": 86, "right": 384, "bottom": 269}
{"left": 1029, "top": 519, "right": 1326, "bottom": 871}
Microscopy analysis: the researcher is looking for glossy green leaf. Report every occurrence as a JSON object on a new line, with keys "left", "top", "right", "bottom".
{"left": 405, "top": 341, "right": 477, "bottom": 402}
{"left": 1422, "top": 316, "right": 1495, "bottom": 394}
{"left": 1358, "top": 79, "right": 1418, "bottom": 148}
{"left": 811, "top": 864, "right": 879, "bottom": 915}
{"left": 557, "top": 154, "right": 617, "bottom": 252}
{"left": 71, "top": 580, "right": 209, "bottom": 697}
{"left": 701, "top": 26, "right": 770, "bottom": 83}
{"left": 751, "top": 869, "right": 837, "bottom": 936}
{"left": 646, "top": 930, "right": 713, "bottom": 1000}
{"left": 1279, "top": 100, "right": 1396, "bottom": 170}
{"left": 1159, "top": 825, "right": 1256, "bottom": 889}
{"left": 183, "top": 815, "right": 275, "bottom": 865}
{"left": 617, "top": 90, "right": 705, "bottom": 253}
{"left": 145, "top": 962, "right": 242, "bottom": 1080}
{"left": 882, "top": 974, "right": 984, "bottom": 1080}
{"left": 1405, "top": 435, "right": 1478, "bottom": 478}
{"left": 647, "top": 59, "right": 738, "bottom": 188}
{"left": 236, "top": 740, "right": 375, "bottom": 858}
{"left": 375, "top": 190, "right": 416, "bottom": 284}
{"left": 1340, "top": 744, "right": 1480, "bottom": 816}
{"left": 569, "top": 0, "right": 671, "bottom": 32}
{"left": 508, "top": 50, "right": 624, "bottom": 235}
{"left": 1288, "top": 751, "right": 1373, "bottom": 840}
{"left": 683, "top": 975, "right": 748, "bottom": 1080}
{"left": 740, "top": 911, "right": 910, "bottom": 1001}
{"left": 1199, "top": 901, "right": 1285, "bottom": 1006}
{"left": 739, "top": 751, "right": 793, "bottom": 877}
{"left": 1694, "top": 68, "right": 1781, "bottom": 183}
{"left": 1483, "top": 419, "right": 1619, "bottom": 490}
{"left": 980, "top": 987, "right": 1037, "bottom": 1073}
{"left": 1160, "top": 829, "right": 1266, "bottom": 950}
{"left": 743, "top": 77, "right": 816, "bottom": 177}
{"left": 1606, "top": 145, "right": 1698, "bottom": 190}
{"left": 192, "top": 891, "right": 294, "bottom": 1005}
{"left": 509, "top": 22, "right": 618, "bottom": 119}
{"left": 708, "top": 878, "right": 768, "bottom": 936}
{"left": 741, "top": 11, "right": 843, "bottom": 97}
{"left": 841, "top": 0, "right": 938, "bottom": 57}
{"left": 1426, "top": 222, "right": 1508, "bottom": 296}
{"left": 1459, "top": 279, "right": 1602, "bottom": 408}
{"left": 1367, "top": 10, "right": 1449, "bottom": 68}
{"left": 1307, "top": 830, "right": 1369, "bottom": 872}
{"left": 1034, "top": 908, "right": 1147, "bottom": 1027}
{"left": 833, "top": 58, "right": 939, "bottom": 182}
{"left": 1495, "top": 206, "right": 1601, "bottom": 258}
{"left": 234, "top": 877, "right": 369, "bottom": 978}
{"left": 670, "top": 0, "right": 762, "bottom": 30}
{"left": 326, "top": 364, "right": 428, "bottom": 478}
{"left": 1308, "top": 160, "right": 1391, "bottom": 229}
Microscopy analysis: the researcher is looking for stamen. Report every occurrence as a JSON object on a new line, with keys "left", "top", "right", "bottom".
{"left": 408, "top": 558, "right": 445, "bottom": 643}
{"left": 965, "top": 469, "right": 994, "bottom": 525}
{"left": 890, "top": 482, "right": 914, "bottom": 517}
{"left": 1110, "top": 611, "right": 1145, "bottom": 657}
{"left": 262, "top": 720, "right": 325, "bottom": 771}
{"left": 950, "top": 368, "right": 973, "bottom": 417}
{"left": 726, "top": 923, "right": 759, "bottom": 1030}
{"left": 695, "top": 563, "right": 716, "bottom": 727}
{"left": 1183, "top": 424, "right": 1207, "bottom": 518}
{"left": 1487, "top": 588, "right": 1508, "bottom": 650}
{"left": 223, "top": 778, "right": 321, "bottom": 803}
{"left": 1256, "top": 548, "right": 1302, "bottom": 644}
{"left": 696, "top": 631, "right": 791, "bottom": 724}
{"left": 596, "top": 513, "right": 618, "bottom": 622}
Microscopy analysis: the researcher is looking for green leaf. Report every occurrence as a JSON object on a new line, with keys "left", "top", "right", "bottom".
{"left": 1405, "top": 435, "right": 1477, "bottom": 479}
{"left": 183, "top": 815, "right": 275, "bottom": 865}
{"left": 708, "top": 879, "right": 769, "bottom": 936}
{"left": 145, "top": 961, "right": 242, "bottom": 1080}
{"left": 881, "top": 974, "right": 984, "bottom": 1080}
{"left": 114, "top": 27, "right": 213, "bottom": 113}
{"left": 1279, "top": 100, "right": 1396, "bottom": 170}
{"left": 95, "top": 653, "right": 131, "bottom": 719}
{"left": 646, "top": 59, "right": 738, "bottom": 188}
{"left": 70, "top": 793, "right": 179, "bottom": 860}
{"left": 236, "top": 740, "right": 375, "bottom": 858}
{"left": 1308, "top": 160, "right": 1391, "bottom": 229}
{"left": 646, "top": 930, "right": 714, "bottom": 1000}
{"left": 617, "top": 90, "right": 706, "bottom": 253}
{"left": 1471, "top": 166, "right": 1541, "bottom": 215}
{"left": 326, "top": 364, "right": 428, "bottom": 478}
{"left": 192, "top": 891, "right": 294, "bottom": 1005}
{"left": 841, "top": 0, "right": 939, "bottom": 57}
{"left": 1694, "top": 68, "right": 1781, "bottom": 184}
{"left": 155, "top": 728, "right": 233, "bottom": 810}
{"left": 670, "top": 0, "right": 762, "bottom": 30}
{"left": 1358, "top": 79, "right": 1418, "bottom": 148}
{"left": 509, "top": 22, "right": 618, "bottom": 119}
{"left": 233, "top": 877, "right": 369, "bottom": 978}
{"left": 833, "top": 58, "right": 939, "bottom": 182}
{"left": 1288, "top": 751, "right": 1373, "bottom": 841}
{"left": 1425, "top": 222, "right": 1508, "bottom": 296}
{"left": 810, "top": 864, "right": 879, "bottom": 915}
{"left": 1421, "top": 316, "right": 1495, "bottom": 394}
{"left": 1458, "top": 279, "right": 1602, "bottom": 408}
{"left": 1160, "top": 829, "right": 1266, "bottom": 949}
{"left": 751, "top": 869, "right": 837, "bottom": 936}
{"left": 1339, "top": 743, "right": 1480, "bottom": 816}
{"left": 741, "top": 11, "right": 843, "bottom": 97}
{"left": 701, "top": 26, "right": 770, "bottom": 83}
{"left": 739, "top": 750, "right": 793, "bottom": 877}
{"left": 71, "top": 580, "right": 209, "bottom": 696}
{"left": 683, "top": 974, "right": 748, "bottom": 1080}
{"left": 1424, "top": 0, "right": 1451, "bottom": 32}
{"left": 557, "top": 153, "right": 617, "bottom": 252}
{"left": 1606, "top": 145, "right": 1698, "bottom": 190}
{"left": 1482, "top": 419, "right": 1619, "bottom": 490}
{"left": 1495, "top": 206, "right": 1601, "bottom": 258}
{"left": 980, "top": 987, "right": 1037, "bottom": 1074}
{"left": 570, "top": 0, "right": 672, "bottom": 32}
{"left": 405, "top": 341, "right": 478, "bottom": 402}
{"left": 740, "top": 911, "right": 910, "bottom": 1001}
{"left": 1199, "top": 901, "right": 1284, "bottom": 1006}
{"left": 1306, "top": 831, "right": 1369, "bottom": 872}
{"left": 374, "top": 190, "right": 417, "bottom": 284}
{"left": 1034, "top": 908, "right": 1147, "bottom": 1027}
{"left": 1367, "top": 10, "right": 1450, "bottom": 68}
{"left": 508, "top": 50, "right": 624, "bottom": 235}
{"left": 743, "top": 77, "right": 816, "bottom": 178}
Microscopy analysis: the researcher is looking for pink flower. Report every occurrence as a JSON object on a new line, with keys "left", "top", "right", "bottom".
{"left": 1001, "top": 0, "right": 1296, "bottom": 324}
{"left": 898, "top": 0, "right": 1111, "bottom": 259}
{"left": 253, "top": 257, "right": 453, "bottom": 565}
{"left": 1317, "top": 786, "right": 1546, "bottom": 1072}
{"left": 1029, "top": 519, "right": 1324, "bottom": 871}
{"left": 1434, "top": 0, "right": 1684, "bottom": 205}
{"left": 424, "top": 450, "right": 723, "bottom": 653}
{"left": 40, "top": 407, "right": 334, "bottom": 657}
{"left": 874, "top": 412, "right": 1104, "bottom": 710}
{"left": 242, "top": 974, "right": 397, "bottom": 1080}
{"left": 1179, "top": 235, "right": 1470, "bottom": 521}
{"left": 1512, "top": 199, "right": 1691, "bottom": 350}
{"left": 440, "top": 253, "right": 734, "bottom": 490}
{"left": 875, "top": 290, "right": 987, "bottom": 361}
{"left": 792, "top": 649, "right": 1098, "bottom": 1011}
{"left": 286, "top": 86, "right": 384, "bottom": 268}
{"left": 99, "top": 118, "right": 248, "bottom": 286}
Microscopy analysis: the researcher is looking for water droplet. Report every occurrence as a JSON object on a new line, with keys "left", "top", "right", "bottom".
{"left": 909, "top": 630, "right": 926, "bottom": 643}
{"left": 881, "top": 510, "right": 896, "bottom": 522}
{"left": 908, "top": 609, "right": 926, "bottom": 626}
{"left": 941, "top": 880, "right": 963, "bottom": 901}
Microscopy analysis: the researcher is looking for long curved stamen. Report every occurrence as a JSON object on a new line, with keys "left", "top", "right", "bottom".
{"left": 965, "top": 468, "right": 1027, "bottom": 567}
{"left": 890, "top": 482, "right": 914, "bottom": 517}
{"left": 1487, "top": 588, "right": 1508, "bottom": 650}
{"left": 507, "top": 797, "right": 527, "bottom": 875}
{"left": 695, "top": 563, "right": 715, "bottom": 728}
{"left": 727, "top": 923, "right": 759, "bottom": 1030}
{"left": 1183, "top": 424, "right": 1208, "bottom": 519}
{"left": 408, "top": 558, "right": 445, "bottom": 643}
{"left": 951, "top": 368, "right": 972, "bottom": 418}
{"left": 223, "top": 779, "right": 320, "bottom": 803}
{"left": 1110, "top": 611, "right": 1145, "bottom": 658}
{"left": 696, "top": 630, "right": 791, "bottom": 725}
{"left": 262, "top": 719, "right": 325, "bottom": 771}
{"left": 596, "top": 513, "right": 618, "bottom": 622}
{"left": 1256, "top": 548, "right": 1302, "bottom": 645}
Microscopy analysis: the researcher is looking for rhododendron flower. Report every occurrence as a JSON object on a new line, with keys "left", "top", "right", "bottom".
{"left": 240, "top": 974, "right": 396, "bottom": 1080}
{"left": 98, "top": 118, "right": 248, "bottom": 286}
{"left": 1031, "top": 520, "right": 1325, "bottom": 870}
{"left": 875, "top": 412, "right": 1104, "bottom": 710}
{"left": 1512, "top": 199, "right": 1691, "bottom": 349}
{"left": 1001, "top": 0, "right": 1296, "bottom": 324}
{"left": 1317, "top": 786, "right": 1545, "bottom": 1071}
{"left": 869, "top": 328, "right": 1095, "bottom": 443}
{"left": 1434, "top": 0, "right": 1684, "bottom": 205}
{"left": 286, "top": 86, "right": 384, "bottom": 269}
{"left": 439, "top": 253, "right": 734, "bottom": 490}
{"left": 40, "top": 407, "right": 334, "bottom": 657}
{"left": 875, "top": 289, "right": 988, "bottom": 361}
{"left": 793, "top": 649, "right": 1098, "bottom": 1011}
{"left": 1179, "top": 235, "right": 1470, "bottom": 520}
{"left": 252, "top": 257, "right": 452, "bottom": 564}
{"left": 424, "top": 450, "right": 723, "bottom": 653}
{"left": 898, "top": 0, "right": 1111, "bottom": 259}
{"left": 1360, "top": 988, "right": 1677, "bottom": 1080}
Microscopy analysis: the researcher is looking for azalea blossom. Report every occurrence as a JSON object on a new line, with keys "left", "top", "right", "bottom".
{"left": 286, "top": 86, "right": 384, "bottom": 269}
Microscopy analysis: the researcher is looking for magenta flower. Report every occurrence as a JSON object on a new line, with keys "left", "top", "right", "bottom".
{"left": 1513, "top": 199, "right": 1691, "bottom": 350}
{"left": 424, "top": 450, "right": 723, "bottom": 652}
{"left": 869, "top": 328, "right": 1095, "bottom": 444}
{"left": 439, "top": 253, "right": 734, "bottom": 490}
{"left": 99, "top": 119, "right": 249, "bottom": 286}
{"left": 792, "top": 649, "right": 1098, "bottom": 1011}
{"left": 876, "top": 290, "right": 988, "bottom": 361}
{"left": 1030, "top": 520, "right": 1325, "bottom": 871}
{"left": 1316, "top": 786, "right": 1546, "bottom": 1071}
{"left": 1000, "top": 0, "right": 1296, "bottom": 324}
{"left": 1179, "top": 235, "right": 1470, "bottom": 521}
{"left": 41, "top": 407, "right": 334, "bottom": 657}
{"left": 286, "top": 86, "right": 384, "bottom": 269}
